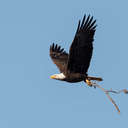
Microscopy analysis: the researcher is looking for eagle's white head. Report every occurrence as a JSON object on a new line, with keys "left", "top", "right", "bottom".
{"left": 50, "top": 73, "right": 66, "bottom": 80}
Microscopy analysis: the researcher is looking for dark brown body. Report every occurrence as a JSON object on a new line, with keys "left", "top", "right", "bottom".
{"left": 63, "top": 72, "right": 87, "bottom": 83}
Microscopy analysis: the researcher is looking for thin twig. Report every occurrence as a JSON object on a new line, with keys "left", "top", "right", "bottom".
{"left": 106, "top": 89, "right": 128, "bottom": 94}
{"left": 91, "top": 83, "right": 128, "bottom": 113}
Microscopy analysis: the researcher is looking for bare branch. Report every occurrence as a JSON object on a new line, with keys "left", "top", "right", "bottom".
{"left": 91, "top": 83, "right": 128, "bottom": 114}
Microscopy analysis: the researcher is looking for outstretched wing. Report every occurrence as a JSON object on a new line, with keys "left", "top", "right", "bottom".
{"left": 50, "top": 43, "right": 68, "bottom": 73}
{"left": 67, "top": 15, "right": 96, "bottom": 74}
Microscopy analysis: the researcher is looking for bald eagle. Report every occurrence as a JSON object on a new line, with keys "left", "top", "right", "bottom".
{"left": 50, "top": 14, "right": 102, "bottom": 86}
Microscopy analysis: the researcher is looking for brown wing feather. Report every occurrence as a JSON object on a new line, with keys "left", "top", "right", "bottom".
{"left": 50, "top": 43, "right": 68, "bottom": 73}
{"left": 67, "top": 14, "right": 97, "bottom": 74}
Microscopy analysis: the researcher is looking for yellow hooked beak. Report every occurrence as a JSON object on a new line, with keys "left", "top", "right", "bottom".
{"left": 50, "top": 75, "right": 56, "bottom": 79}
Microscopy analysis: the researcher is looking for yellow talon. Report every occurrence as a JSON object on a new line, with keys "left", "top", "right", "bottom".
{"left": 86, "top": 79, "right": 92, "bottom": 86}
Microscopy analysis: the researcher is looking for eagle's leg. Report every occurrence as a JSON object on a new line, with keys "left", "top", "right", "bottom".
{"left": 85, "top": 79, "right": 96, "bottom": 88}
{"left": 85, "top": 76, "right": 103, "bottom": 88}
{"left": 85, "top": 79, "right": 93, "bottom": 87}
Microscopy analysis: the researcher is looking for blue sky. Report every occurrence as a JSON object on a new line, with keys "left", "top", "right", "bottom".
{"left": 0, "top": 0, "right": 128, "bottom": 128}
